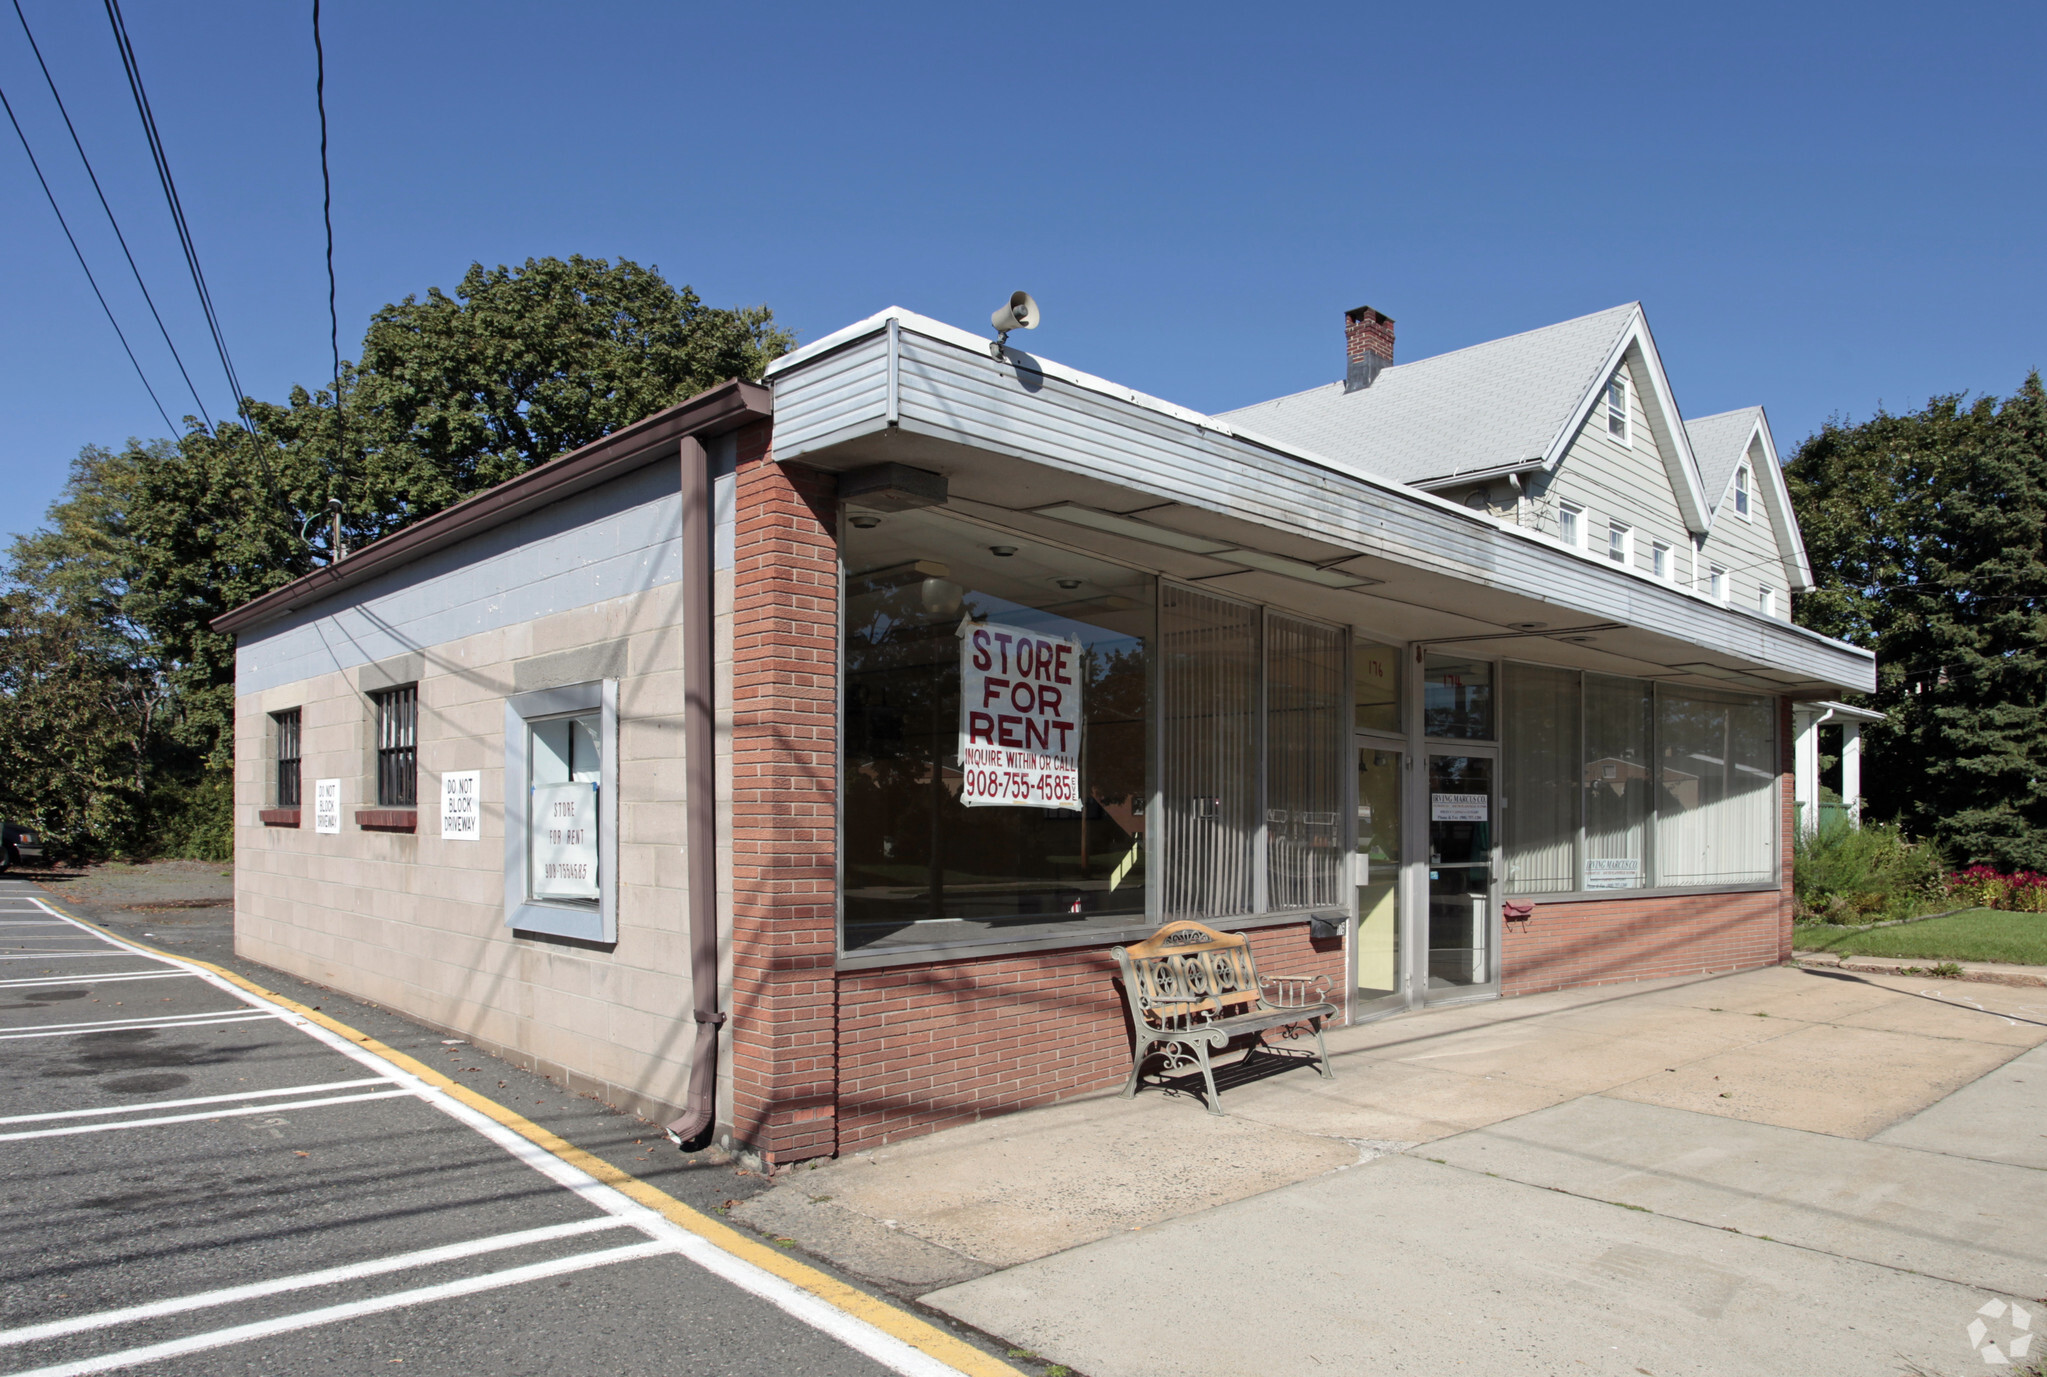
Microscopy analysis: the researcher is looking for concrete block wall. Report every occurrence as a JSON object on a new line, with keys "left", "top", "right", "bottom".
{"left": 232, "top": 466, "right": 712, "bottom": 1128}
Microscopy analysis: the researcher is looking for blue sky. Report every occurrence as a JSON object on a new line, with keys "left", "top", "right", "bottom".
{"left": 2, "top": 1, "right": 2042, "bottom": 534}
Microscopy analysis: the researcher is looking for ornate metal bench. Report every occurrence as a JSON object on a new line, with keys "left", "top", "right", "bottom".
{"left": 1112, "top": 919, "right": 1337, "bottom": 1115}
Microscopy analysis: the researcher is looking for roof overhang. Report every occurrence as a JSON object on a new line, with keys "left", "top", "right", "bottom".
{"left": 767, "top": 309, "right": 1874, "bottom": 698}
{"left": 212, "top": 378, "right": 770, "bottom": 637}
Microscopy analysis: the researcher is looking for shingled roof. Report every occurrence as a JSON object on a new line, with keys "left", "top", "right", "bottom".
{"left": 1218, "top": 303, "right": 1642, "bottom": 487}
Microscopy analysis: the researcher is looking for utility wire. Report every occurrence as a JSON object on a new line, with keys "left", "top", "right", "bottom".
{"left": 1, "top": 77, "right": 176, "bottom": 434}
{"left": 103, "top": 0, "right": 250, "bottom": 432}
{"left": 11, "top": 0, "right": 211, "bottom": 428}
{"left": 313, "top": 0, "right": 337, "bottom": 399}
{"left": 313, "top": 0, "right": 345, "bottom": 541}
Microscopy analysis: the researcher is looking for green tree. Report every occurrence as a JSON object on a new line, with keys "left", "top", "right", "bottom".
{"left": 4, "top": 254, "right": 789, "bottom": 860}
{"left": 1788, "top": 375, "right": 2047, "bottom": 868}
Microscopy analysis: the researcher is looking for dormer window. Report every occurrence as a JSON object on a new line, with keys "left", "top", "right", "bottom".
{"left": 1606, "top": 377, "right": 1629, "bottom": 445}
{"left": 1734, "top": 464, "right": 1752, "bottom": 518}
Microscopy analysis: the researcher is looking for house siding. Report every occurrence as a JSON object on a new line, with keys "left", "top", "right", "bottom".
{"left": 1535, "top": 357, "right": 1693, "bottom": 579}
{"left": 1698, "top": 433, "right": 1795, "bottom": 617}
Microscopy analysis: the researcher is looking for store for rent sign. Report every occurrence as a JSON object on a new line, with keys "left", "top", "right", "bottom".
{"left": 958, "top": 621, "right": 1082, "bottom": 810}
{"left": 530, "top": 781, "right": 598, "bottom": 900}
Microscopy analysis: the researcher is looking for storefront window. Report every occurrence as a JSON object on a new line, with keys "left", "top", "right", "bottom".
{"left": 1266, "top": 615, "right": 1346, "bottom": 910}
{"left": 1158, "top": 585, "right": 1257, "bottom": 918}
{"left": 1501, "top": 663, "right": 1778, "bottom": 895}
{"left": 1583, "top": 675, "right": 1651, "bottom": 890}
{"left": 1354, "top": 640, "right": 1402, "bottom": 734}
{"left": 1424, "top": 654, "right": 1493, "bottom": 739}
{"left": 1656, "top": 689, "right": 1778, "bottom": 886}
{"left": 841, "top": 508, "right": 1151, "bottom": 955}
{"left": 1502, "top": 663, "right": 1577, "bottom": 893}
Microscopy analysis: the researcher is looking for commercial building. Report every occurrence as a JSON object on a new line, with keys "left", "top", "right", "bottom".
{"left": 221, "top": 301, "right": 1875, "bottom": 1163}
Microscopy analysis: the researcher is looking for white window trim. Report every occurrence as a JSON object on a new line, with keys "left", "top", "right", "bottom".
{"left": 1605, "top": 521, "right": 1634, "bottom": 567}
{"left": 1708, "top": 565, "right": 1728, "bottom": 604}
{"left": 1605, "top": 377, "right": 1631, "bottom": 447}
{"left": 504, "top": 679, "right": 619, "bottom": 943}
{"left": 1759, "top": 585, "right": 1777, "bottom": 618}
{"left": 1558, "top": 501, "right": 1587, "bottom": 551}
{"left": 1650, "top": 540, "right": 1673, "bottom": 582}
{"left": 1734, "top": 464, "right": 1753, "bottom": 520}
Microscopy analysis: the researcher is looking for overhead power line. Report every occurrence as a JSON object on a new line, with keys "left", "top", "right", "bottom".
{"left": 0, "top": 77, "right": 176, "bottom": 434}
{"left": 103, "top": 0, "right": 251, "bottom": 432}
{"left": 11, "top": 0, "right": 212, "bottom": 428}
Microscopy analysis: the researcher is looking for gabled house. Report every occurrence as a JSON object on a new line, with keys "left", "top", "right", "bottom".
{"left": 1221, "top": 303, "right": 1811, "bottom": 620}
{"left": 219, "top": 297, "right": 1874, "bottom": 1166}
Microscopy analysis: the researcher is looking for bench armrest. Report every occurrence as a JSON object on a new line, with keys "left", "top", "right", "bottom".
{"left": 1260, "top": 974, "right": 1334, "bottom": 1009}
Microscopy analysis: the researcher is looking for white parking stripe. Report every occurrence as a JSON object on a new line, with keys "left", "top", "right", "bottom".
{"left": 0, "top": 951, "right": 179, "bottom": 962}
{"left": 20, "top": 899, "right": 976, "bottom": 1377}
{"left": 0, "top": 1007, "right": 271, "bottom": 1035}
{"left": 0, "top": 1088, "right": 415, "bottom": 1141}
{"left": 0, "top": 920, "right": 72, "bottom": 926}
{"left": 0, "top": 1011, "right": 278, "bottom": 1040}
{"left": 0, "top": 971, "right": 193, "bottom": 989}
{"left": 6, "top": 1241, "right": 680, "bottom": 1377}
{"left": 0, "top": 1216, "right": 635, "bottom": 1348}
{"left": 0, "top": 1076, "right": 396, "bottom": 1124}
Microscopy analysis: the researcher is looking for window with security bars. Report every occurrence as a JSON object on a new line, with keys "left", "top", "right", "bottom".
{"left": 272, "top": 708, "right": 301, "bottom": 807}
{"left": 373, "top": 685, "right": 418, "bottom": 807}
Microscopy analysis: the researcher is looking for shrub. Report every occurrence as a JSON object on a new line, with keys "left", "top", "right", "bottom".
{"left": 1793, "top": 819, "right": 1946, "bottom": 923}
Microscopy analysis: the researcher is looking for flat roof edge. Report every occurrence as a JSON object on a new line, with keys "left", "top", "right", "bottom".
{"left": 213, "top": 378, "right": 770, "bottom": 637}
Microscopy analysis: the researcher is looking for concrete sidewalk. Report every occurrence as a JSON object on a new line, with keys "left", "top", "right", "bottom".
{"left": 736, "top": 966, "right": 2047, "bottom": 1376}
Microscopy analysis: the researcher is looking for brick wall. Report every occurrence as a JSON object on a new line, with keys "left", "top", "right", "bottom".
{"left": 835, "top": 922, "right": 1342, "bottom": 1153}
{"left": 727, "top": 423, "right": 841, "bottom": 1164}
{"left": 1500, "top": 694, "right": 1798, "bottom": 997}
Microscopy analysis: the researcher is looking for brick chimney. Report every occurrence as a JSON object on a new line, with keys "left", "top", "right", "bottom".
{"left": 1345, "top": 305, "right": 1394, "bottom": 392}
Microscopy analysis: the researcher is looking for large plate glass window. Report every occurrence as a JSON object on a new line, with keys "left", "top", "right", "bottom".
{"left": 841, "top": 507, "right": 1152, "bottom": 959}
{"left": 1266, "top": 615, "right": 1346, "bottom": 911}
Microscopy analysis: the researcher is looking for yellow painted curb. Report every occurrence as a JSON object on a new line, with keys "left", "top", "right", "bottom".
{"left": 43, "top": 902, "right": 1021, "bottom": 1377}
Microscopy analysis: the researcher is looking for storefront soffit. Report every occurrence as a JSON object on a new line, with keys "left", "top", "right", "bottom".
{"left": 767, "top": 312, "right": 1873, "bottom": 700}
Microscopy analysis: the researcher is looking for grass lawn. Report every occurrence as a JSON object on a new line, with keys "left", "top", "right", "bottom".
{"left": 1794, "top": 908, "right": 2047, "bottom": 966}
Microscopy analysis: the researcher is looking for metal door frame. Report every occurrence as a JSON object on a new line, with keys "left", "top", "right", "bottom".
{"left": 1416, "top": 740, "right": 1502, "bottom": 1007}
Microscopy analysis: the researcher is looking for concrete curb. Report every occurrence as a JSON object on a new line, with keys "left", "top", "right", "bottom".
{"left": 1793, "top": 950, "right": 2047, "bottom": 988}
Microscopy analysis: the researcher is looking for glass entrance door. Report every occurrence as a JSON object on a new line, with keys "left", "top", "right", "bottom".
{"left": 1426, "top": 751, "right": 1498, "bottom": 999}
{"left": 1355, "top": 739, "right": 1403, "bottom": 1013}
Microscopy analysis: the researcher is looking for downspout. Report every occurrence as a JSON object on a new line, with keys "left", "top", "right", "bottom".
{"left": 667, "top": 433, "right": 725, "bottom": 1149}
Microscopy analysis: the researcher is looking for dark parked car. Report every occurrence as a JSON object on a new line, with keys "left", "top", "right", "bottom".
{"left": 0, "top": 824, "right": 43, "bottom": 871}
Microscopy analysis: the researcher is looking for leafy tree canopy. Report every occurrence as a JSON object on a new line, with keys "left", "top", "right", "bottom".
{"left": 1788, "top": 374, "right": 2047, "bottom": 869}
{"left": 4, "top": 255, "right": 789, "bottom": 857}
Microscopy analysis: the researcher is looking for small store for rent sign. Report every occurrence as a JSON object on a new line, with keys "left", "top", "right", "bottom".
{"left": 957, "top": 620, "right": 1083, "bottom": 811}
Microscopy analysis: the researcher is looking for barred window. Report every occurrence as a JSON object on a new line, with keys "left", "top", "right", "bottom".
{"left": 273, "top": 708, "right": 301, "bottom": 807}
{"left": 373, "top": 685, "right": 418, "bottom": 807}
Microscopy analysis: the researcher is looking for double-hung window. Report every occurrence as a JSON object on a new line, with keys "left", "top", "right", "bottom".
{"left": 1558, "top": 502, "right": 1585, "bottom": 550}
{"left": 1651, "top": 541, "right": 1672, "bottom": 581}
{"left": 1759, "top": 585, "right": 1777, "bottom": 618}
{"left": 1734, "top": 465, "right": 1752, "bottom": 518}
{"left": 1708, "top": 566, "right": 1728, "bottom": 603}
{"left": 372, "top": 685, "right": 418, "bottom": 807}
{"left": 1605, "top": 378, "right": 1629, "bottom": 444}
{"left": 1607, "top": 522, "right": 1632, "bottom": 567}
{"left": 273, "top": 708, "right": 301, "bottom": 807}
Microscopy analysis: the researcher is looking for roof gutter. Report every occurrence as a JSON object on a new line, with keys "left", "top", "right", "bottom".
{"left": 1410, "top": 457, "right": 1548, "bottom": 492}
{"left": 665, "top": 434, "right": 725, "bottom": 1150}
{"left": 212, "top": 379, "right": 771, "bottom": 636}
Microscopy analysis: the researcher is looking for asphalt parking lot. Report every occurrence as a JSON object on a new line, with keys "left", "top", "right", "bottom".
{"left": 0, "top": 877, "right": 1009, "bottom": 1377}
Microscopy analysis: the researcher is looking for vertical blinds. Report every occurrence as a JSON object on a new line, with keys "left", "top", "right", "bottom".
{"left": 1158, "top": 585, "right": 1257, "bottom": 918}
{"left": 1266, "top": 614, "right": 1346, "bottom": 909}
